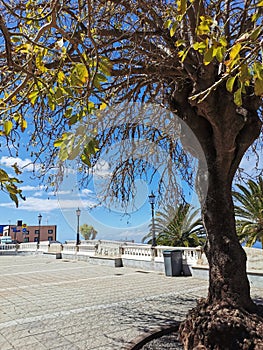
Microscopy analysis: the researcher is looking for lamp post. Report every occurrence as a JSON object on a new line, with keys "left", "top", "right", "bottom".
{"left": 148, "top": 192, "right": 156, "bottom": 247}
{"left": 76, "top": 207, "right": 81, "bottom": 246}
{"left": 38, "top": 213, "right": 42, "bottom": 246}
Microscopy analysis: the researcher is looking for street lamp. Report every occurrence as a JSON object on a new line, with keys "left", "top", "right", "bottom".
{"left": 38, "top": 213, "right": 42, "bottom": 245}
{"left": 76, "top": 207, "right": 81, "bottom": 246}
{"left": 148, "top": 192, "right": 156, "bottom": 247}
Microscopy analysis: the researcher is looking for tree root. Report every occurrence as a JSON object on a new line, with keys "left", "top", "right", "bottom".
{"left": 179, "top": 299, "right": 263, "bottom": 350}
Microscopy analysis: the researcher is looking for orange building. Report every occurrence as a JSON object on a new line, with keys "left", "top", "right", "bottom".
{"left": 2, "top": 222, "right": 57, "bottom": 243}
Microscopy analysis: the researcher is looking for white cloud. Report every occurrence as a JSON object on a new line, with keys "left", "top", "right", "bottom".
{"left": 93, "top": 159, "right": 112, "bottom": 178}
{"left": 20, "top": 185, "right": 44, "bottom": 191}
{"left": 55, "top": 190, "right": 73, "bottom": 195}
{"left": 0, "top": 196, "right": 97, "bottom": 213}
{"left": 81, "top": 189, "right": 93, "bottom": 196}
{"left": 0, "top": 156, "right": 39, "bottom": 172}
{"left": 33, "top": 191, "right": 44, "bottom": 197}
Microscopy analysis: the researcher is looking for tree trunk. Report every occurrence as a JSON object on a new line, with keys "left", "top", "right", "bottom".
{"left": 203, "top": 173, "right": 255, "bottom": 312}
{"left": 179, "top": 166, "right": 263, "bottom": 350}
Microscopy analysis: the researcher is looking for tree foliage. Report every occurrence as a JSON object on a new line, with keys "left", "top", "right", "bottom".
{"left": 233, "top": 177, "right": 263, "bottom": 248}
{"left": 80, "top": 223, "right": 98, "bottom": 240}
{"left": 0, "top": 0, "right": 262, "bottom": 199}
{"left": 0, "top": 0, "right": 263, "bottom": 348}
{"left": 142, "top": 203, "right": 206, "bottom": 247}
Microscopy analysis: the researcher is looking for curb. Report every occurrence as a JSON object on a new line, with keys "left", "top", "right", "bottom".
{"left": 123, "top": 322, "right": 180, "bottom": 350}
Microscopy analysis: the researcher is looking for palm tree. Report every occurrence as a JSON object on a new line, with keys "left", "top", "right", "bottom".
{"left": 233, "top": 177, "right": 263, "bottom": 249}
{"left": 142, "top": 203, "right": 206, "bottom": 247}
{"left": 80, "top": 224, "right": 98, "bottom": 240}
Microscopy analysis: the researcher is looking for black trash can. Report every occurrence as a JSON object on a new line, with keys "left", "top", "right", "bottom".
{"left": 163, "top": 250, "right": 182, "bottom": 276}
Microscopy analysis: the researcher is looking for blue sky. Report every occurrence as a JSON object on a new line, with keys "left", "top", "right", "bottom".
{"left": 0, "top": 139, "right": 262, "bottom": 244}
{"left": 0, "top": 154, "right": 156, "bottom": 243}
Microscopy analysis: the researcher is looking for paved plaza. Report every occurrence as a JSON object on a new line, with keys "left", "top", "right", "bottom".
{"left": 0, "top": 256, "right": 262, "bottom": 350}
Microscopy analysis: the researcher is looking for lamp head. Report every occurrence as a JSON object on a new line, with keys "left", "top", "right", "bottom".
{"left": 148, "top": 192, "right": 156, "bottom": 205}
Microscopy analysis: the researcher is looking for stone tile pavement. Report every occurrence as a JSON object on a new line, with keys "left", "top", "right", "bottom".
{"left": 0, "top": 255, "right": 262, "bottom": 350}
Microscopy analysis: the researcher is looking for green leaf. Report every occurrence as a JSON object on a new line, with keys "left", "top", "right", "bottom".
{"left": 203, "top": 47, "right": 214, "bottom": 65}
{"left": 234, "top": 88, "right": 242, "bottom": 106}
{"left": 9, "top": 193, "right": 19, "bottom": 208}
{"left": 81, "top": 154, "right": 91, "bottom": 166}
{"left": 58, "top": 146, "right": 69, "bottom": 161}
{"left": 4, "top": 120, "right": 13, "bottom": 135}
{"left": 215, "top": 46, "right": 224, "bottom": 62}
{"left": 0, "top": 169, "right": 9, "bottom": 181}
{"left": 72, "top": 63, "right": 89, "bottom": 84}
{"left": 67, "top": 144, "right": 81, "bottom": 160}
{"left": 253, "top": 62, "right": 263, "bottom": 80}
{"left": 250, "top": 27, "right": 262, "bottom": 40}
{"left": 226, "top": 76, "right": 236, "bottom": 92}
{"left": 254, "top": 78, "right": 263, "bottom": 96}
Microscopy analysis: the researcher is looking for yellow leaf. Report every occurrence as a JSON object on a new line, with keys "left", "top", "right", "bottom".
{"left": 4, "top": 121, "right": 13, "bottom": 135}
{"left": 99, "top": 102, "right": 107, "bottom": 110}
{"left": 164, "top": 20, "right": 172, "bottom": 29}
{"left": 177, "top": 0, "right": 186, "bottom": 14}
{"left": 170, "top": 23, "right": 177, "bottom": 37}
{"left": 57, "top": 71, "right": 65, "bottom": 83}
{"left": 21, "top": 119, "right": 27, "bottom": 132}
{"left": 230, "top": 43, "right": 241, "bottom": 60}
{"left": 28, "top": 90, "right": 39, "bottom": 105}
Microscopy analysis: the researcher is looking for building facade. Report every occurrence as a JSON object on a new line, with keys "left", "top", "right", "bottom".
{"left": 1, "top": 221, "right": 57, "bottom": 243}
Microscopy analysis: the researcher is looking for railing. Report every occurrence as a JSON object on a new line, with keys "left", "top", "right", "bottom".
{"left": 0, "top": 244, "right": 17, "bottom": 250}
{"left": 2, "top": 239, "right": 202, "bottom": 268}
{"left": 78, "top": 244, "right": 96, "bottom": 256}
{"left": 38, "top": 241, "right": 49, "bottom": 252}
{"left": 19, "top": 242, "right": 38, "bottom": 251}
{"left": 122, "top": 245, "right": 153, "bottom": 261}
{"left": 62, "top": 243, "right": 78, "bottom": 253}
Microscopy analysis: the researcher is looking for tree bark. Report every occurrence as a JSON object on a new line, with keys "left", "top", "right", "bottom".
{"left": 203, "top": 171, "right": 256, "bottom": 312}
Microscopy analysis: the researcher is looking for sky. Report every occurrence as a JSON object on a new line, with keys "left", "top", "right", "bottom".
{"left": 0, "top": 154, "right": 154, "bottom": 243}
{"left": 0, "top": 135, "right": 262, "bottom": 244}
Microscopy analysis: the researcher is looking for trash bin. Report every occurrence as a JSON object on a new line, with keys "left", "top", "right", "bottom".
{"left": 163, "top": 250, "right": 182, "bottom": 276}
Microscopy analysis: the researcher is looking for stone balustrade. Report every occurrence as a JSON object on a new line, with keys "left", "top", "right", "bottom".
{"left": 77, "top": 244, "right": 96, "bottom": 256}
{"left": 122, "top": 244, "right": 153, "bottom": 261}
{"left": 0, "top": 243, "right": 17, "bottom": 251}
{"left": 155, "top": 246, "right": 202, "bottom": 264}
{"left": 19, "top": 242, "right": 38, "bottom": 251}
{"left": 62, "top": 243, "right": 78, "bottom": 253}
{"left": 38, "top": 241, "right": 50, "bottom": 252}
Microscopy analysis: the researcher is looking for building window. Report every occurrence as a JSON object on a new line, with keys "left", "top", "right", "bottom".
{"left": 34, "top": 237, "right": 38, "bottom": 242}
{"left": 24, "top": 237, "right": 29, "bottom": 243}
{"left": 35, "top": 230, "right": 39, "bottom": 234}
{"left": 48, "top": 236, "right": 53, "bottom": 241}
{"left": 48, "top": 229, "right": 53, "bottom": 234}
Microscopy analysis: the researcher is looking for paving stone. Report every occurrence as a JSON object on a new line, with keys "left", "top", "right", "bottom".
{"left": 0, "top": 255, "right": 262, "bottom": 350}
